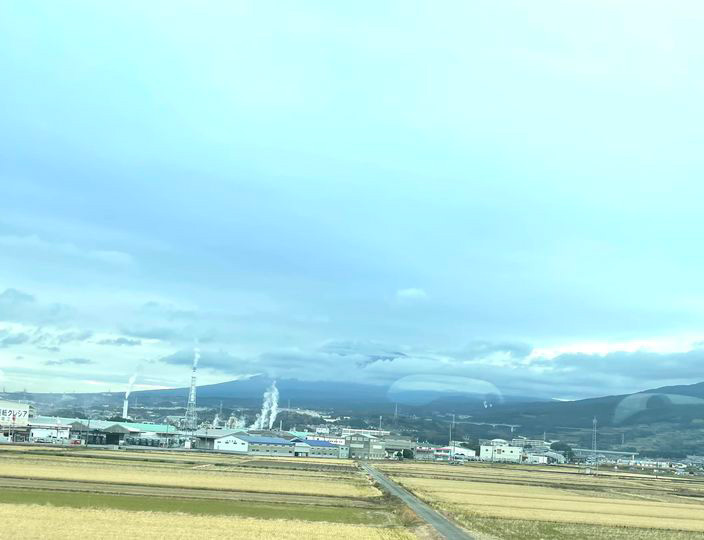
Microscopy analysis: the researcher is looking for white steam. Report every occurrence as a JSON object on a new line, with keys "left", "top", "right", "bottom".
{"left": 251, "top": 381, "right": 279, "bottom": 430}
{"left": 124, "top": 373, "right": 138, "bottom": 399}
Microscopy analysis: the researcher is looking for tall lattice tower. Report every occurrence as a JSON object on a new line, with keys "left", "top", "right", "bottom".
{"left": 592, "top": 416, "right": 598, "bottom": 474}
{"left": 184, "top": 347, "right": 200, "bottom": 431}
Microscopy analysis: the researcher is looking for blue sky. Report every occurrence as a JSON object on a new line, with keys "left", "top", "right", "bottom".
{"left": 2, "top": 1, "right": 704, "bottom": 399}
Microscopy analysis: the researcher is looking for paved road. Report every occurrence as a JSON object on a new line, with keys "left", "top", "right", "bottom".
{"left": 362, "top": 464, "right": 474, "bottom": 540}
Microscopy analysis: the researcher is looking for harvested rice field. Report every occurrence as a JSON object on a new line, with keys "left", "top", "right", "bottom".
{"left": 378, "top": 461, "right": 704, "bottom": 539}
{"left": 0, "top": 504, "right": 417, "bottom": 540}
{"left": 0, "top": 446, "right": 414, "bottom": 539}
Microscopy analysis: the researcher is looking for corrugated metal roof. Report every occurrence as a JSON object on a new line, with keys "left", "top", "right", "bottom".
{"left": 234, "top": 435, "right": 294, "bottom": 445}
{"left": 304, "top": 439, "right": 339, "bottom": 447}
{"left": 194, "top": 429, "right": 246, "bottom": 439}
{"left": 287, "top": 430, "right": 311, "bottom": 438}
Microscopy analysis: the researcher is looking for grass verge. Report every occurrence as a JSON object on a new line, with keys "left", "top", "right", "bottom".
{"left": 0, "top": 488, "right": 390, "bottom": 524}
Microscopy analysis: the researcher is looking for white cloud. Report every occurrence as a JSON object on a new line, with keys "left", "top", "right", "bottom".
{"left": 0, "top": 234, "right": 134, "bottom": 267}
{"left": 395, "top": 287, "right": 428, "bottom": 300}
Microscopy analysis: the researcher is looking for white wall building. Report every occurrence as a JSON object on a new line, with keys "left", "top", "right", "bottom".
{"left": 30, "top": 425, "right": 70, "bottom": 440}
{"left": 480, "top": 443, "right": 523, "bottom": 463}
{"left": 213, "top": 434, "right": 249, "bottom": 453}
{"left": 524, "top": 453, "right": 548, "bottom": 465}
{"left": 435, "top": 445, "right": 476, "bottom": 461}
{"left": 305, "top": 433, "right": 346, "bottom": 445}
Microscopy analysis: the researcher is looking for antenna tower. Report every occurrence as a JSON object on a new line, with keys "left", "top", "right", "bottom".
{"left": 184, "top": 347, "right": 199, "bottom": 431}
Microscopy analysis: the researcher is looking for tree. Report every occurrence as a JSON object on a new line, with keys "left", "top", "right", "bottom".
{"left": 550, "top": 441, "right": 574, "bottom": 461}
{"left": 402, "top": 449, "right": 414, "bottom": 459}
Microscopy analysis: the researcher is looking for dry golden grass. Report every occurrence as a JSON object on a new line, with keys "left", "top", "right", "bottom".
{"left": 384, "top": 463, "right": 704, "bottom": 534}
{"left": 379, "top": 461, "right": 704, "bottom": 499}
{"left": 0, "top": 503, "right": 415, "bottom": 539}
{"left": 0, "top": 457, "right": 378, "bottom": 498}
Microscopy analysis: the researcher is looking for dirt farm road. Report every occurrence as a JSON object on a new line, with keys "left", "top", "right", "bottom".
{"left": 362, "top": 464, "right": 474, "bottom": 540}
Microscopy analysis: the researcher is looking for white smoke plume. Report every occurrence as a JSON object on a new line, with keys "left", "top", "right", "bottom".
{"left": 124, "top": 373, "right": 138, "bottom": 399}
{"left": 250, "top": 381, "right": 279, "bottom": 430}
{"left": 193, "top": 347, "right": 200, "bottom": 369}
{"left": 227, "top": 415, "right": 246, "bottom": 429}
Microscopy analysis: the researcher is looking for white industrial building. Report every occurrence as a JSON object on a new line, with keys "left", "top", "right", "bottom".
{"left": 524, "top": 453, "right": 548, "bottom": 464}
{"left": 480, "top": 439, "right": 523, "bottom": 463}
{"left": 195, "top": 431, "right": 349, "bottom": 458}
{"left": 511, "top": 437, "right": 552, "bottom": 449}
{"left": 303, "top": 433, "right": 346, "bottom": 446}
{"left": 435, "top": 445, "right": 477, "bottom": 461}
{"left": 29, "top": 422, "right": 71, "bottom": 441}
{"left": 213, "top": 433, "right": 249, "bottom": 452}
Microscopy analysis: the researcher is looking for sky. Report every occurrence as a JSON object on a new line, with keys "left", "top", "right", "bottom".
{"left": 2, "top": 1, "right": 704, "bottom": 400}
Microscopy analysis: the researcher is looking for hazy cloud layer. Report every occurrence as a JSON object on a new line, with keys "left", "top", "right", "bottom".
{"left": 97, "top": 337, "right": 142, "bottom": 347}
{"left": 44, "top": 357, "right": 95, "bottom": 366}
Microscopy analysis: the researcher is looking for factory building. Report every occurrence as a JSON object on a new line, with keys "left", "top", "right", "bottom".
{"left": 524, "top": 453, "right": 549, "bottom": 464}
{"left": 345, "top": 433, "right": 385, "bottom": 459}
{"left": 413, "top": 445, "right": 436, "bottom": 461}
{"left": 193, "top": 428, "right": 245, "bottom": 450}
{"left": 434, "top": 445, "right": 477, "bottom": 461}
{"left": 29, "top": 421, "right": 71, "bottom": 442}
{"left": 32, "top": 416, "right": 180, "bottom": 446}
{"left": 236, "top": 434, "right": 297, "bottom": 456}
{"left": 380, "top": 436, "right": 414, "bottom": 456}
{"left": 195, "top": 432, "right": 298, "bottom": 456}
{"left": 213, "top": 433, "right": 248, "bottom": 453}
{"left": 341, "top": 428, "right": 391, "bottom": 438}
{"left": 300, "top": 433, "right": 346, "bottom": 446}
{"left": 511, "top": 437, "right": 552, "bottom": 449}
{"left": 301, "top": 439, "right": 348, "bottom": 458}
{"left": 480, "top": 439, "right": 523, "bottom": 463}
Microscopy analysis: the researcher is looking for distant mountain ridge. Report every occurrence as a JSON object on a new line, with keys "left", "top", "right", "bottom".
{"left": 130, "top": 376, "right": 704, "bottom": 426}
{"left": 132, "top": 375, "right": 546, "bottom": 410}
{"left": 464, "top": 380, "right": 704, "bottom": 429}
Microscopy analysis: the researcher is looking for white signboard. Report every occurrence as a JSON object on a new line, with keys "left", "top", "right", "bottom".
{"left": 0, "top": 402, "right": 30, "bottom": 427}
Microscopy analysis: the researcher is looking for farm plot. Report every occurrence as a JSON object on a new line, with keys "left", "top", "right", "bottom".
{"left": 0, "top": 448, "right": 414, "bottom": 538}
{"left": 0, "top": 453, "right": 377, "bottom": 497}
{"left": 0, "top": 503, "right": 416, "bottom": 540}
{"left": 379, "top": 462, "right": 704, "bottom": 539}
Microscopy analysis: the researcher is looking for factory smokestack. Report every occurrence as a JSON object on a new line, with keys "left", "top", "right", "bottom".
{"left": 123, "top": 372, "right": 138, "bottom": 420}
